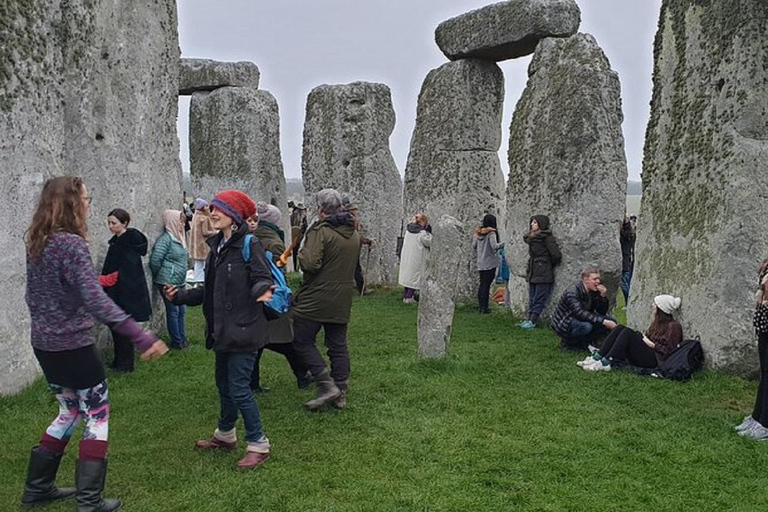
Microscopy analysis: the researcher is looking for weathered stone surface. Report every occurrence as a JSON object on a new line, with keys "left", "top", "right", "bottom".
{"left": 403, "top": 60, "right": 506, "bottom": 301}
{"left": 179, "top": 58, "right": 260, "bottom": 95}
{"left": 628, "top": 1, "right": 768, "bottom": 376}
{"left": 418, "top": 215, "right": 465, "bottom": 358}
{"left": 301, "top": 82, "right": 402, "bottom": 284}
{"left": 0, "top": 0, "right": 182, "bottom": 395}
{"left": 435, "top": 0, "right": 580, "bottom": 62}
{"left": 506, "top": 34, "right": 627, "bottom": 319}
{"left": 190, "top": 87, "right": 289, "bottom": 234}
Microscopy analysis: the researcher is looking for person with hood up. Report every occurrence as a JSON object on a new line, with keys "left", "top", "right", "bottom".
{"left": 292, "top": 189, "right": 360, "bottom": 410}
{"left": 398, "top": 213, "right": 432, "bottom": 304}
{"left": 166, "top": 190, "right": 275, "bottom": 469}
{"left": 519, "top": 215, "right": 562, "bottom": 328}
{"left": 472, "top": 214, "right": 504, "bottom": 314}
{"left": 577, "top": 295, "right": 682, "bottom": 372}
{"left": 189, "top": 198, "right": 216, "bottom": 286}
{"left": 245, "top": 204, "right": 311, "bottom": 393}
{"left": 100, "top": 208, "right": 152, "bottom": 373}
{"left": 149, "top": 210, "right": 189, "bottom": 349}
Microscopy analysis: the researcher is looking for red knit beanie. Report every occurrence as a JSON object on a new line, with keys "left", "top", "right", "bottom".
{"left": 210, "top": 190, "right": 256, "bottom": 225}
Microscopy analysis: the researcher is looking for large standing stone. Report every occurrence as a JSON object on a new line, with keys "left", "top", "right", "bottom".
{"left": 403, "top": 59, "right": 506, "bottom": 301}
{"left": 0, "top": 0, "right": 182, "bottom": 395}
{"left": 179, "top": 58, "right": 260, "bottom": 95}
{"left": 435, "top": 0, "right": 581, "bottom": 62}
{"left": 190, "top": 87, "right": 289, "bottom": 233}
{"left": 506, "top": 34, "right": 627, "bottom": 319}
{"left": 301, "top": 82, "right": 402, "bottom": 284}
{"left": 418, "top": 215, "right": 465, "bottom": 358}
{"left": 628, "top": 1, "right": 768, "bottom": 375}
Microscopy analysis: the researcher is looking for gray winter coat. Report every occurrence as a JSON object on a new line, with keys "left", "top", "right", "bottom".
{"left": 473, "top": 228, "right": 504, "bottom": 271}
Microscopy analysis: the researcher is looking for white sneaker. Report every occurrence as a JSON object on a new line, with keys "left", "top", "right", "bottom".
{"left": 743, "top": 422, "right": 768, "bottom": 440}
{"left": 584, "top": 361, "right": 611, "bottom": 372}
{"left": 576, "top": 356, "right": 598, "bottom": 368}
{"left": 735, "top": 415, "right": 757, "bottom": 432}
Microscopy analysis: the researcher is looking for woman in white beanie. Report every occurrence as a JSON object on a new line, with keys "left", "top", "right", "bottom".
{"left": 579, "top": 294, "right": 683, "bottom": 372}
{"left": 735, "top": 259, "right": 768, "bottom": 439}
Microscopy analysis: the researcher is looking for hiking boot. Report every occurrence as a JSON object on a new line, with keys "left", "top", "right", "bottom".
{"left": 332, "top": 380, "right": 349, "bottom": 410}
{"left": 75, "top": 459, "right": 121, "bottom": 512}
{"left": 195, "top": 437, "right": 237, "bottom": 451}
{"left": 305, "top": 372, "right": 341, "bottom": 411}
{"left": 21, "top": 446, "right": 76, "bottom": 507}
{"left": 236, "top": 452, "right": 270, "bottom": 469}
{"left": 735, "top": 415, "right": 757, "bottom": 432}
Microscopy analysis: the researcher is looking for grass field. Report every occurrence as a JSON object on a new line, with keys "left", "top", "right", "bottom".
{"left": 2, "top": 282, "right": 767, "bottom": 511}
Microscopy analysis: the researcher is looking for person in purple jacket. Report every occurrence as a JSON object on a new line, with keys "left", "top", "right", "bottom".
{"left": 22, "top": 176, "right": 167, "bottom": 512}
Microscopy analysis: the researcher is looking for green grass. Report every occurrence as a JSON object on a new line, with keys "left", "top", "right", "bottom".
{"left": 2, "top": 282, "right": 767, "bottom": 511}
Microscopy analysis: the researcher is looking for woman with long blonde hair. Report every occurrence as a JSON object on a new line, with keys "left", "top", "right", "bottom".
{"left": 22, "top": 176, "right": 167, "bottom": 511}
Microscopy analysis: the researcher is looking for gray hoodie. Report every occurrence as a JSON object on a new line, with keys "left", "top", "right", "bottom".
{"left": 472, "top": 228, "right": 504, "bottom": 271}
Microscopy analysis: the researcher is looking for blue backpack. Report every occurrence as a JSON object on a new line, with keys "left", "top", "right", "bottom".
{"left": 242, "top": 234, "right": 292, "bottom": 317}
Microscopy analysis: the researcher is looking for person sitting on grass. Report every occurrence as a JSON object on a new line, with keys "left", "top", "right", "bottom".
{"left": 166, "top": 190, "right": 275, "bottom": 470}
{"left": 578, "top": 295, "right": 682, "bottom": 372}
{"left": 550, "top": 267, "right": 617, "bottom": 351}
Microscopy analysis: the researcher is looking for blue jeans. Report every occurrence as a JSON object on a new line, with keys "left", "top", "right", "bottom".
{"left": 528, "top": 282, "right": 554, "bottom": 321}
{"left": 160, "top": 287, "right": 186, "bottom": 347}
{"left": 620, "top": 270, "right": 633, "bottom": 302}
{"left": 215, "top": 351, "right": 265, "bottom": 443}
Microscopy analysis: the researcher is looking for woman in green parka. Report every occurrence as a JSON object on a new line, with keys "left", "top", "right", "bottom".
{"left": 150, "top": 209, "right": 189, "bottom": 348}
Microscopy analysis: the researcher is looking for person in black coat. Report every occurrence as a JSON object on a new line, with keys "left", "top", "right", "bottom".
{"left": 519, "top": 215, "right": 561, "bottom": 329}
{"left": 100, "top": 208, "right": 152, "bottom": 373}
{"left": 165, "top": 190, "right": 275, "bottom": 470}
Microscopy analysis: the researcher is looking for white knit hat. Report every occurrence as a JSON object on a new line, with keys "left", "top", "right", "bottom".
{"left": 654, "top": 295, "right": 681, "bottom": 314}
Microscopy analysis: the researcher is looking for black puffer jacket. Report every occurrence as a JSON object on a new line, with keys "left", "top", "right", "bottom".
{"left": 175, "top": 228, "right": 273, "bottom": 352}
{"left": 101, "top": 228, "right": 152, "bottom": 322}
{"left": 523, "top": 215, "right": 561, "bottom": 284}
{"left": 550, "top": 281, "right": 610, "bottom": 338}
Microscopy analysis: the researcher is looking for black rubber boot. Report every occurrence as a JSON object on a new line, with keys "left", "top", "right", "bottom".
{"left": 304, "top": 372, "right": 341, "bottom": 410}
{"left": 75, "top": 459, "right": 122, "bottom": 512}
{"left": 21, "top": 446, "right": 76, "bottom": 506}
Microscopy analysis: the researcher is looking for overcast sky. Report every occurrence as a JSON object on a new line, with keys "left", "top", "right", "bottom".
{"left": 177, "top": 0, "right": 662, "bottom": 182}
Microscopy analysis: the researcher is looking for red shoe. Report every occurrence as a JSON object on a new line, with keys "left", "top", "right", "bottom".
{"left": 195, "top": 437, "right": 236, "bottom": 451}
{"left": 236, "top": 452, "right": 270, "bottom": 469}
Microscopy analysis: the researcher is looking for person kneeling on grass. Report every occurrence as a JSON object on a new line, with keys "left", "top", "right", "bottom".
{"left": 550, "top": 267, "right": 618, "bottom": 351}
{"left": 577, "top": 295, "right": 682, "bottom": 372}
{"left": 165, "top": 190, "right": 275, "bottom": 470}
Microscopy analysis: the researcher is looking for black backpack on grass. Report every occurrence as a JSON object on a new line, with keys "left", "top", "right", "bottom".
{"left": 657, "top": 337, "right": 704, "bottom": 381}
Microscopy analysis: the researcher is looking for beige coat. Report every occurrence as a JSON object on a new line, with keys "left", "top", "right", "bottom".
{"left": 398, "top": 229, "right": 432, "bottom": 290}
{"left": 189, "top": 211, "right": 215, "bottom": 260}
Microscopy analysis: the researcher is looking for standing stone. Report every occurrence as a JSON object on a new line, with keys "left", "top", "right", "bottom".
{"left": 403, "top": 59, "right": 506, "bottom": 301}
{"left": 418, "top": 216, "right": 465, "bottom": 358}
{"left": 190, "top": 87, "right": 289, "bottom": 234}
{"left": 0, "top": 0, "right": 182, "bottom": 395}
{"left": 506, "top": 34, "right": 627, "bottom": 320}
{"left": 301, "top": 82, "right": 403, "bottom": 284}
{"left": 435, "top": 0, "right": 581, "bottom": 62}
{"left": 179, "top": 58, "right": 260, "bottom": 95}
{"left": 628, "top": 0, "right": 768, "bottom": 375}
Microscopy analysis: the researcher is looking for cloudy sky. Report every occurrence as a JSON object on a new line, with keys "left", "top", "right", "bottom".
{"left": 177, "top": 0, "right": 662, "bottom": 182}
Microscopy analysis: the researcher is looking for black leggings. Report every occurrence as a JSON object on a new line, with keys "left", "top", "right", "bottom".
{"left": 752, "top": 332, "right": 768, "bottom": 427}
{"left": 598, "top": 325, "right": 657, "bottom": 368}
{"left": 478, "top": 269, "right": 496, "bottom": 313}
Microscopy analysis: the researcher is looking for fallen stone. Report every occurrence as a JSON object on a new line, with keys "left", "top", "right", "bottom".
{"left": 179, "top": 58, "right": 260, "bottom": 95}
{"left": 301, "top": 82, "right": 403, "bottom": 284}
{"left": 418, "top": 215, "right": 465, "bottom": 358}
{"left": 505, "top": 34, "right": 627, "bottom": 320}
{"left": 628, "top": 0, "right": 768, "bottom": 376}
{"left": 190, "top": 87, "right": 289, "bottom": 235}
{"left": 435, "top": 0, "right": 581, "bottom": 62}
{"left": 403, "top": 59, "right": 506, "bottom": 301}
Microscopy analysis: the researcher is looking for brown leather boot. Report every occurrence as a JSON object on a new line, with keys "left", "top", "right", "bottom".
{"left": 304, "top": 372, "right": 341, "bottom": 410}
{"left": 236, "top": 452, "right": 270, "bottom": 469}
{"left": 194, "top": 437, "right": 236, "bottom": 451}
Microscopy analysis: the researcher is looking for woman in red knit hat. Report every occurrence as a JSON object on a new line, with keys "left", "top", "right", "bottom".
{"left": 165, "top": 190, "right": 275, "bottom": 469}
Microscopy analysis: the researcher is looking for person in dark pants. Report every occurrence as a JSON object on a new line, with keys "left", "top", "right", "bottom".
{"left": 472, "top": 214, "right": 504, "bottom": 314}
{"left": 99, "top": 208, "right": 153, "bottom": 373}
{"left": 290, "top": 202, "right": 308, "bottom": 271}
{"left": 578, "top": 295, "right": 682, "bottom": 371}
{"left": 344, "top": 200, "right": 373, "bottom": 294}
{"left": 519, "top": 215, "right": 561, "bottom": 329}
{"left": 550, "top": 268, "right": 618, "bottom": 351}
{"left": 168, "top": 190, "right": 275, "bottom": 469}
{"left": 737, "top": 259, "right": 768, "bottom": 439}
{"left": 292, "top": 189, "right": 360, "bottom": 410}
{"left": 619, "top": 216, "right": 636, "bottom": 304}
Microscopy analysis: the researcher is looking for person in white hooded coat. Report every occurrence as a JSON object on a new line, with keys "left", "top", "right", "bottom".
{"left": 398, "top": 213, "right": 432, "bottom": 304}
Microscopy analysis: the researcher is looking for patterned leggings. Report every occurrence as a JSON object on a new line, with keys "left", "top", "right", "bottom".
{"left": 44, "top": 381, "right": 109, "bottom": 454}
